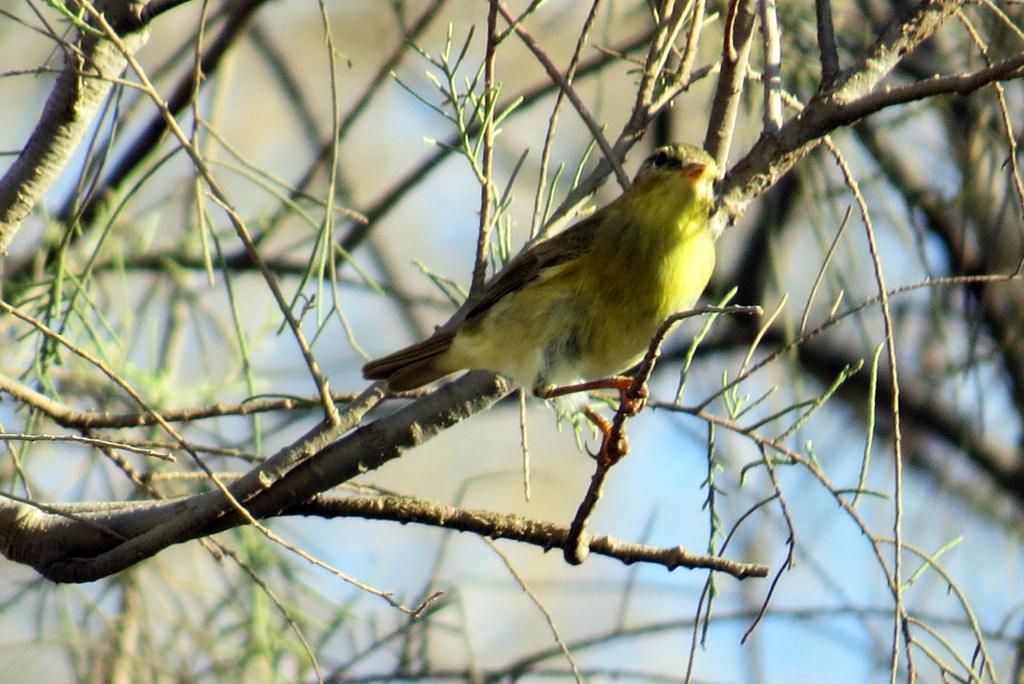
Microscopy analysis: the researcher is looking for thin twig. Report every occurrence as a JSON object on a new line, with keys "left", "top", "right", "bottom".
{"left": 0, "top": 373, "right": 358, "bottom": 429}
{"left": 337, "top": 27, "right": 656, "bottom": 253}
{"left": 0, "top": 432, "right": 173, "bottom": 461}
{"left": 471, "top": 2, "right": 499, "bottom": 295}
{"left": 495, "top": 1, "right": 630, "bottom": 189}
{"left": 740, "top": 444, "right": 796, "bottom": 643}
{"left": 684, "top": 493, "right": 781, "bottom": 682}
{"left": 674, "top": 0, "right": 707, "bottom": 88}
{"left": 694, "top": 272, "right": 1023, "bottom": 413}
{"left": 822, "top": 137, "right": 913, "bottom": 682}
{"left": 262, "top": 0, "right": 446, "bottom": 240}
{"left": 798, "top": 206, "right": 851, "bottom": 336}
{"left": 632, "top": 0, "right": 695, "bottom": 118}
{"left": 486, "top": 539, "right": 583, "bottom": 683}
{"left": 956, "top": 9, "right": 1024, "bottom": 232}
{"left": 80, "top": 4, "right": 340, "bottom": 425}
{"left": 529, "top": 0, "right": 604, "bottom": 239}
{"left": 518, "top": 389, "right": 531, "bottom": 501}
{"left": 69, "top": 0, "right": 267, "bottom": 225}
{"left": 562, "top": 304, "right": 762, "bottom": 564}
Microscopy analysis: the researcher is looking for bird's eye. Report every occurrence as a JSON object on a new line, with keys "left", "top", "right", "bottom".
{"left": 648, "top": 150, "right": 670, "bottom": 167}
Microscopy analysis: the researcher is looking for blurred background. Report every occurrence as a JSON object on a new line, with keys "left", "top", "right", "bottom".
{"left": 0, "top": 0, "right": 1022, "bottom": 681}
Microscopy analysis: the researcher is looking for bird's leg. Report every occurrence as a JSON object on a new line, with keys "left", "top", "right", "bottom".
{"left": 535, "top": 376, "right": 651, "bottom": 565}
{"left": 536, "top": 378, "right": 644, "bottom": 466}
{"left": 537, "top": 374, "right": 649, "bottom": 416}
{"left": 580, "top": 405, "right": 627, "bottom": 464}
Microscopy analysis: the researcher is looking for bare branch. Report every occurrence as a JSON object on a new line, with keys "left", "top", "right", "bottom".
{"left": 704, "top": 0, "right": 758, "bottom": 169}
{"left": 719, "top": 0, "right": 973, "bottom": 226}
{"left": 495, "top": 1, "right": 630, "bottom": 190}
{"left": 68, "top": 0, "right": 268, "bottom": 225}
{"left": 0, "top": 1, "right": 148, "bottom": 253}
{"left": 0, "top": 372, "right": 359, "bottom": 429}
{"left": 759, "top": 0, "right": 783, "bottom": 133}
{"left": 814, "top": 0, "right": 840, "bottom": 86}
{"left": 0, "top": 481, "right": 770, "bottom": 581}
{"left": 470, "top": 1, "right": 499, "bottom": 295}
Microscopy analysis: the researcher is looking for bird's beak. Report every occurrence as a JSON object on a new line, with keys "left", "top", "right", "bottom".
{"left": 680, "top": 162, "right": 706, "bottom": 179}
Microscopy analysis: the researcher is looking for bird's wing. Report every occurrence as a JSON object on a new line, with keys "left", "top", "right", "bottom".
{"left": 463, "top": 213, "right": 599, "bottom": 322}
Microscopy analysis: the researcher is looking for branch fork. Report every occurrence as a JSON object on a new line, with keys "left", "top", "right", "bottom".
{"left": 545, "top": 304, "right": 763, "bottom": 564}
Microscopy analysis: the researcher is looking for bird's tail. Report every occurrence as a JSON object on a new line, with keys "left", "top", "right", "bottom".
{"left": 362, "top": 330, "right": 458, "bottom": 392}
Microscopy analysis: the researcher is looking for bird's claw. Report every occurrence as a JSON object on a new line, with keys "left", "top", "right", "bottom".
{"left": 620, "top": 383, "right": 649, "bottom": 416}
{"left": 585, "top": 431, "right": 629, "bottom": 466}
{"left": 605, "top": 432, "right": 629, "bottom": 464}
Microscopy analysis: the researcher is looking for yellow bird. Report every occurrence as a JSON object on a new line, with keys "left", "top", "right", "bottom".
{"left": 363, "top": 143, "right": 718, "bottom": 403}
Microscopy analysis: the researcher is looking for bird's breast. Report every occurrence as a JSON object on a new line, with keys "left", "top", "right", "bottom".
{"left": 571, "top": 222, "right": 716, "bottom": 378}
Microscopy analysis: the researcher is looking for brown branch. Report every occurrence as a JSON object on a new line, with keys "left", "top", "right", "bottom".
{"left": 0, "top": 472, "right": 768, "bottom": 582}
{"left": 673, "top": 0, "right": 707, "bottom": 90}
{"left": 140, "top": 0, "right": 193, "bottom": 23}
{"left": 3, "top": 373, "right": 492, "bottom": 582}
{"left": 704, "top": 0, "right": 758, "bottom": 168}
{"left": 830, "top": 50, "right": 1024, "bottom": 127}
{"left": 470, "top": 1, "right": 499, "bottom": 296}
{"left": 295, "top": 494, "right": 769, "bottom": 579}
{"left": 495, "top": 1, "right": 630, "bottom": 190}
{"left": 814, "top": 0, "right": 839, "bottom": 86}
{"left": 823, "top": 137, "right": 914, "bottom": 678}
{"left": 0, "top": 372, "right": 360, "bottom": 428}
{"left": 0, "top": 432, "right": 173, "bottom": 461}
{"left": 718, "top": 0, "right": 972, "bottom": 226}
{"left": 0, "top": 361, "right": 768, "bottom": 581}
{"left": 559, "top": 305, "right": 763, "bottom": 565}
{"left": 631, "top": 0, "right": 694, "bottom": 121}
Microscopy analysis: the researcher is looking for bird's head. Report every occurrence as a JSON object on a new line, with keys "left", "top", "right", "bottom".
{"left": 632, "top": 143, "right": 717, "bottom": 213}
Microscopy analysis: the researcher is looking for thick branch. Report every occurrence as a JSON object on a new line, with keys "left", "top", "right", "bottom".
{"left": 717, "top": 0, "right": 969, "bottom": 228}
{"left": 0, "top": 1, "right": 148, "bottom": 253}
{"left": 814, "top": 0, "right": 839, "bottom": 86}
{"left": 27, "top": 373, "right": 501, "bottom": 582}
{"left": 0, "top": 366, "right": 769, "bottom": 581}
{"left": 704, "top": 0, "right": 758, "bottom": 168}
{"left": 0, "top": 472, "right": 767, "bottom": 582}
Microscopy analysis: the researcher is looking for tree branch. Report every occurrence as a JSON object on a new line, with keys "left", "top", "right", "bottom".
{"left": 292, "top": 494, "right": 769, "bottom": 579}
{"left": 68, "top": 0, "right": 268, "bottom": 225}
{"left": 0, "top": 0, "right": 148, "bottom": 253}
{"left": 717, "top": 0, "right": 970, "bottom": 228}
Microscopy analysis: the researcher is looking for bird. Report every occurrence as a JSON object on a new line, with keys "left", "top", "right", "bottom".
{"left": 362, "top": 143, "right": 718, "bottom": 410}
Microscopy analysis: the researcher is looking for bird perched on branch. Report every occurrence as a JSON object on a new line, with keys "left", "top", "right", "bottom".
{"left": 363, "top": 143, "right": 718, "bottom": 412}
